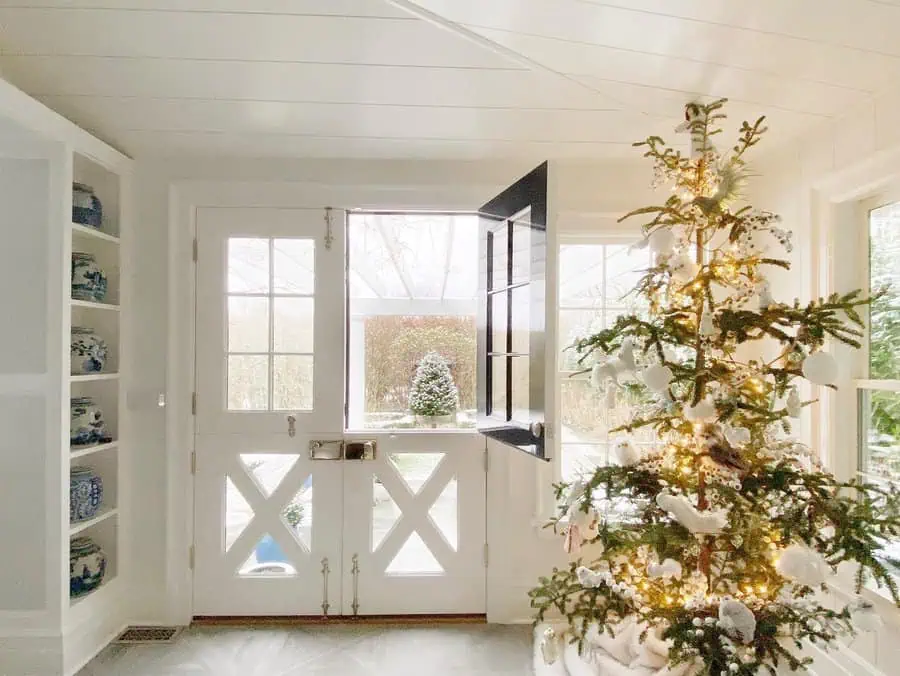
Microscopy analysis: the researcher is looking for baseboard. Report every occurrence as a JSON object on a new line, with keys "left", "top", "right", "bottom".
{"left": 191, "top": 614, "right": 487, "bottom": 627}
{"left": 62, "top": 617, "right": 127, "bottom": 676}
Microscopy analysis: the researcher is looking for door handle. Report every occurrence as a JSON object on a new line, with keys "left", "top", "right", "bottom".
{"left": 286, "top": 414, "right": 297, "bottom": 438}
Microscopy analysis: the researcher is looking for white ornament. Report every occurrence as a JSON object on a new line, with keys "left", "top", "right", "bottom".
{"left": 656, "top": 492, "right": 728, "bottom": 534}
{"left": 642, "top": 364, "right": 674, "bottom": 393}
{"left": 802, "top": 352, "right": 838, "bottom": 386}
{"left": 670, "top": 253, "right": 699, "bottom": 282}
{"left": 563, "top": 479, "right": 586, "bottom": 507}
{"left": 564, "top": 504, "right": 601, "bottom": 554}
{"left": 786, "top": 387, "right": 801, "bottom": 418}
{"left": 685, "top": 397, "right": 716, "bottom": 423}
{"left": 576, "top": 565, "right": 606, "bottom": 588}
{"left": 649, "top": 228, "right": 676, "bottom": 255}
{"left": 538, "top": 625, "right": 564, "bottom": 666}
{"left": 718, "top": 599, "right": 756, "bottom": 643}
{"left": 724, "top": 425, "right": 751, "bottom": 447}
{"left": 617, "top": 337, "right": 637, "bottom": 371}
{"left": 613, "top": 437, "right": 642, "bottom": 466}
{"left": 775, "top": 543, "right": 830, "bottom": 586}
{"left": 699, "top": 311, "right": 716, "bottom": 337}
{"left": 648, "top": 558, "right": 683, "bottom": 580}
{"left": 591, "top": 361, "right": 618, "bottom": 389}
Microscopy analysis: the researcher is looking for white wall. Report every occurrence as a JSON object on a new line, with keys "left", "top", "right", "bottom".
{"left": 128, "top": 156, "right": 655, "bottom": 623}
{"left": 746, "top": 86, "right": 900, "bottom": 675}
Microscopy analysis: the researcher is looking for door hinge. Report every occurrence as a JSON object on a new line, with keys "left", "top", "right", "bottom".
{"left": 190, "top": 451, "right": 197, "bottom": 475}
{"left": 483, "top": 543, "right": 489, "bottom": 568}
{"left": 483, "top": 447, "right": 489, "bottom": 472}
{"left": 192, "top": 238, "right": 198, "bottom": 262}
{"left": 188, "top": 545, "right": 195, "bottom": 570}
{"left": 191, "top": 392, "right": 197, "bottom": 415}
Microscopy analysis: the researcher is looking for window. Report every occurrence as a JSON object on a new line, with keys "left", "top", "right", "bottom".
{"left": 226, "top": 237, "right": 315, "bottom": 411}
{"left": 857, "top": 199, "right": 900, "bottom": 573}
{"left": 346, "top": 213, "right": 478, "bottom": 430}
{"left": 557, "top": 240, "right": 653, "bottom": 483}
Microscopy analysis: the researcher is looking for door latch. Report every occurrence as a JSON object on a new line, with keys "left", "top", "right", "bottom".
{"left": 286, "top": 414, "right": 296, "bottom": 438}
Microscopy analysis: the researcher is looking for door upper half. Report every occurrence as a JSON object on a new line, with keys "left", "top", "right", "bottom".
{"left": 477, "top": 162, "right": 557, "bottom": 461}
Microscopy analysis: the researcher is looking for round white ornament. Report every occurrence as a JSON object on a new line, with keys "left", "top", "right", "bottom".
{"left": 685, "top": 397, "right": 716, "bottom": 422}
{"left": 642, "top": 364, "right": 674, "bottom": 392}
{"left": 613, "top": 437, "right": 641, "bottom": 466}
{"left": 649, "top": 228, "right": 676, "bottom": 255}
{"left": 775, "top": 543, "right": 830, "bottom": 586}
{"left": 802, "top": 352, "right": 838, "bottom": 386}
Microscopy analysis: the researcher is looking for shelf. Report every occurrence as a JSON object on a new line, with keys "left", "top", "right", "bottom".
{"left": 71, "top": 222, "right": 120, "bottom": 244}
{"left": 70, "top": 506, "right": 118, "bottom": 536}
{"left": 70, "top": 299, "right": 120, "bottom": 312}
{"left": 70, "top": 441, "right": 118, "bottom": 459}
{"left": 70, "top": 372, "right": 119, "bottom": 383}
{"left": 69, "top": 573, "right": 119, "bottom": 610}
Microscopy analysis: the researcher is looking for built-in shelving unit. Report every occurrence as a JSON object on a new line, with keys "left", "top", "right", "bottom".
{"left": 65, "top": 151, "right": 128, "bottom": 633}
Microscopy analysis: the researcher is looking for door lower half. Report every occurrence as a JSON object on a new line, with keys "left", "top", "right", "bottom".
{"left": 192, "top": 207, "right": 345, "bottom": 616}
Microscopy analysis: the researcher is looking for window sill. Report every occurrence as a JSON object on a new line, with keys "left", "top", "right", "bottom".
{"left": 827, "top": 569, "right": 900, "bottom": 631}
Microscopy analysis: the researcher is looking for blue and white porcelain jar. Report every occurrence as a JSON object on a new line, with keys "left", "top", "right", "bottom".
{"left": 72, "top": 252, "right": 108, "bottom": 303}
{"left": 70, "top": 537, "right": 106, "bottom": 598}
{"left": 70, "top": 327, "right": 108, "bottom": 374}
{"left": 70, "top": 397, "right": 112, "bottom": 446}
{"left": 70, "top": 466, "right": 103, "bottom": 522}
{"left": 72, "top": 183, "right": 103, "bottom": 228}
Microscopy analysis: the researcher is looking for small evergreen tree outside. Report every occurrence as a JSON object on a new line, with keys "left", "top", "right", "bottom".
{"left": 408, "top": 351, "right": 459, "bottom": 420}
{"left": 531, "top": 99, "right": 900, "bottom": 675}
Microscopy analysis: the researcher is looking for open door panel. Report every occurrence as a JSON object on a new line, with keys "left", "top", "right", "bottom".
{"left": 477, "top": 162, "right": 556, "bottom": 461}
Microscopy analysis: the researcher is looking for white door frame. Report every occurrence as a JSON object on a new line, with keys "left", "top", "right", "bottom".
{"left": 165, "top": 179, "right": 504, "bottom": 624}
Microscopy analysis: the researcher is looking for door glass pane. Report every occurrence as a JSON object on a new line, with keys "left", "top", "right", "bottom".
{"left": 510, "top": 285, "right": 530, "bottom": 354}
{"left": 273, "top": 239, "right": 315, "bottom": 295}
{"left": 228, "top": 297, "right": 269, "bottom": 352}
{"left": 490, "top": 291, "right": 507, "bottom": 354}
{"left": 347, "top": 213, "right": 478, "bottom": 430}
{"left": 869, "top": 202, "right": 900, "bottom": 379}
{"left": 228, "top": 238, "right": 269, "bottom": 293}
{"left": 239, "top": 534, "right": 297, "bottom": 576}
{"left": 511, "top": 355, "right": 530, "bottom": 420}
{"left": 389, "top": 453, "right": 443, "bottom": 495}
{"left": 386, "top": 532, "right": 444, "bottom": 575}
{"left": 490, "top": 356, "right": 507, "bottom": 419}
{"left": 282, "top": 480, "right": 312, "bottom": 552}
{"left": 225, "top": 477, "right": 253, "bottom": 552}
{"left": 273, "top": 298, "right": 314, "bottom": 352}
{"left": 239, "top": 453, "right": 298, "bottom": 497}
{"left": 490, "top": 227, "right": 508, "bottom": 291}
{"left": 428, "top": 477, "right": 458, "bottom": 551}
{"left": 859, "top": 388, "right": 900, "bottom": 484}
{"left": 273, "top": 355, "right": 313, "bottom": 410}
{"left": 511, "top": 211, "right": 531, "bottom": 284}
{"left": 372, "top": 480, "right": 400, "bottom": 552}
{"left": 227, "top": 355, "right": 269, "bottom": 410}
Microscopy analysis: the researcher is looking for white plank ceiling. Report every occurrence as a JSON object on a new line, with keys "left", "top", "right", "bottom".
{"left": 0, "top": 0, "right": 895, "bottom": 160}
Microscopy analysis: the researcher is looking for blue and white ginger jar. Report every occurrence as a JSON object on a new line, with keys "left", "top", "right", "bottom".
{"left": 71, "top": 327, "right": 108, "bottom": 374}
{"left": 72, "top": 252, "right": 108, "bottom": 303}
{"left": 72, "top": 183, "right": 103, "bottom": 228}
{"left": 70, "top": 466, "right": 103, "bottom": 523}
{"left": 70, "top": 396, "right": 112, "bottom": 446}
{"left": 70, "top": 537, "right": 106, "bottom": 598}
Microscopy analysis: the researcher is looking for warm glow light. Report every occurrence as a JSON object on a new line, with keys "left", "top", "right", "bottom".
{"left": 757, "top": 585, "right": 768, "bottom": 594}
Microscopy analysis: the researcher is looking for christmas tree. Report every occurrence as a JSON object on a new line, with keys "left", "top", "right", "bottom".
{"left": 531, "top": 99, "right": 900, "bottom": 675}
{"left": 409, "top": 351, "right": 459, "bottom": 420}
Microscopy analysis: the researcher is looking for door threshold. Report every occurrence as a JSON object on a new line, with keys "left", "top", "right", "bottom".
{"left": 192, "top": 614, "right": 487, "bottom": 627}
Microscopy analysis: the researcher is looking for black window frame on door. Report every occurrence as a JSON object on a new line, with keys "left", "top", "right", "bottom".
{"left": 477, "top": 162, "right": 549, "bottom": 460}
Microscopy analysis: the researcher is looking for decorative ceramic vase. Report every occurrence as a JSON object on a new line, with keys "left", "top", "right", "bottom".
{"left": 70, "top": 397, "right": 112, "bottom": 446}
{"left": 70, "top": 537, "right": 107, "bottom": 598}
{"left": 70, "top": 327, "right": 108, "bottom": 374}
{"left": 72, "top": 252, "right": 108, "bottom": 303}
{"left": 70, "top": 466, "right": 103, "bottom": 523}
{"left": 72, "top": 182, "right": 103, "bottom": 228}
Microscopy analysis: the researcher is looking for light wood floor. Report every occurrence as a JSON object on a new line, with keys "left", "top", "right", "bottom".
{"left": 79, "top": 623, "right": 533, "bottom": 675}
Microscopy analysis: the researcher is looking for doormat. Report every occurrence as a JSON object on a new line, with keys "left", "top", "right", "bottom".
{"left": 114, "top": 626, "right": 184, "bottom": 644}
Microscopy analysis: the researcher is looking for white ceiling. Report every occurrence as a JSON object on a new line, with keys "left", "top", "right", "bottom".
{"left": 0, "top": 0, "right": 895, "bottom": 160}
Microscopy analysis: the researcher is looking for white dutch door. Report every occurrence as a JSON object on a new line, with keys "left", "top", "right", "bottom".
{"left": 192, "top": 207, "right": 489, "bottom": 616}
